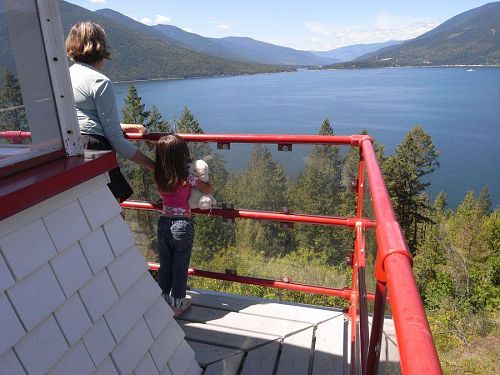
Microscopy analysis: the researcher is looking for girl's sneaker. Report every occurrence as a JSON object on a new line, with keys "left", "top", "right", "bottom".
{"left": 172, "top": 298, "right": 191, "bottom": 318}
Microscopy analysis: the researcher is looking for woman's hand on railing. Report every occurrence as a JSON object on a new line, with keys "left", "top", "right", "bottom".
{"left": 121, "top": 124, "right": 147, "bottom": 134}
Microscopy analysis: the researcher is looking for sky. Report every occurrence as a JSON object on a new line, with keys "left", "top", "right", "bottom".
{"left": 65, "top": 0, "right": 492, "bottom": 51}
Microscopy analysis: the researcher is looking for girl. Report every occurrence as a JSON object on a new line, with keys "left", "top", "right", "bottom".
{"left": 154, "top": 135, "right": 213, "bottom": 317}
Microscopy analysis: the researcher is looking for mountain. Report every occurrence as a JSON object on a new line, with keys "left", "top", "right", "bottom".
{"left": 153, "top": 25, "right": 242, "bottom": 61}
{"left": 327, "top": 2, "right": 500, "bottom": 68}
{"left": 95, "top": 9, "right": 337, "bottom": 66}
{"left": 95, "top": 9, "right": 336, "bottom": 67}
{"left": 209, "top": 36, "right": 338, "bottom": 66}
{"left": 310, "top": 41, "right": 404, "bottom": 62}
{"left": 0, "top": 1, "right": 290, "bottom": 82}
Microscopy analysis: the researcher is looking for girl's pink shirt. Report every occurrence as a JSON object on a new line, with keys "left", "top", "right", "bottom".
{"left": 159, "top": 175, "right": 198, "bottom": 216}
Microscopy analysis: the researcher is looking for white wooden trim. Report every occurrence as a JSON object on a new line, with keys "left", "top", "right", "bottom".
{"left": 36, "top": 0, "right": 82, "bottom": 156}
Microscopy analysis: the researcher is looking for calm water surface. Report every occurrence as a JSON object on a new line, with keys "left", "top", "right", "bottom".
{"left": 115, "top": 67, "right": 500, "bottom": 208}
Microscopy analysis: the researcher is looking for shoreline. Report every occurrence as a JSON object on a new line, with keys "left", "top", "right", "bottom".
{"left": 113, "top": 64, "right": 500, "bottom": 84}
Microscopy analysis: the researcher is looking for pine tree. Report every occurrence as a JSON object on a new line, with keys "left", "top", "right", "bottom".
{"left": 0, "top": 68, "right": 26, "bottom": 131}
{"left": 146, "top": 105, "right": 171, "bottom": 132}
{"left": 383, "top": 126, "right": 439, "bottom": 252}
{"left": 175, "top": 106, "right": 210, "bottom": 159}
{"left": 122, "top": 83, "right": 149, "bottom": 124}
{"left": 226, "top": 144, "right": 292, "bottom": 257}
{"left": 476, "top": 185, "right": 492, "bottom": 216}
{"left": 289, "top": 119, "right": 348, "bottom": 262}
{"left": 433, "top": 191, "right": 448, "bottom": 215}
{"left": 121, "top": 83, "right": 156, "bottom": 258}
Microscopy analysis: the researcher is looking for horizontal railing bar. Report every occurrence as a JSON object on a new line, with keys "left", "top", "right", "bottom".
{"left": 0, "top": 131, "right": 370, "bottom": 147}
{"left": 147, "top": 263, "right": 376, "bottom": 301}
{"left": 0, "top": 131, "right": 371, "bottom": 147}
{"left": 125, "top": 132, "right": 360, "bottom": 146}
{"left": 120, "top": 200, "right": 376, "bottom": 228}
{"left": 0, "top": 131, "right": 32, "bottom": 140}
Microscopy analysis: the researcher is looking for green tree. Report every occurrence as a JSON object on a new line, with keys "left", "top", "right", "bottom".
{"left": 226, "top": 144, "right": 292, "bottom": 257}
{"left": 122, "top": 83, "right": 149, "bottom": 124}
{"left": 414, "top": 190, "right": 499, "bottom": 370}
{"left": 146, "top": 105, "right": 171, "bottom": 132}
{"left": 383, "top": 126, "right": 439, "bottom": 251}
{"left": 0, "top": 68, "right": 26, "bottom": 131}
{"left": 476, "top": 185, "right": 492, "bottom": 216}
{"left": 121, "top": 83, "right": 156, "bottom": 257}
{"left": 175, "top": 106, "right": 210, "bottom": 160}
{"left": 289, "top": 119, "right": 348, "bottom": 262}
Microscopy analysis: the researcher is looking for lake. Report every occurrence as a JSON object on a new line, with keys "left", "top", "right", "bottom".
{"left": 115, "top": 67, "right": 500, "bottom": 208}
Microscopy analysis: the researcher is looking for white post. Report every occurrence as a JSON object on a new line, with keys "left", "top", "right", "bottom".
{"left": 36, "top": 0, "right": 82, "bottom": 156}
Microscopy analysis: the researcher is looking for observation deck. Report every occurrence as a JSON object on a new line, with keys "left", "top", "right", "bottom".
{"left": 0, "top": 1, "right": 440, "bottom": 373}
{"left": 171, "top": 288, "right": 398, "bottom": 375}
{"left": 0, "top": 131, "right": 439, "bottom": 375}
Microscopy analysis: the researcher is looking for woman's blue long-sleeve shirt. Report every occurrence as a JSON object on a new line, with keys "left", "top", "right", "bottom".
{"left": 69, "top": 62, "right": 137, "bottom": 159}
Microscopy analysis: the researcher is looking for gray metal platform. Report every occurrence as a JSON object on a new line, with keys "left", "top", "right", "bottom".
{"left": 178, "top": 289, "right": 400, "bottom": 375}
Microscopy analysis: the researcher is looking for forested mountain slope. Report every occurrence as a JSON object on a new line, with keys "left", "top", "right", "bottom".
{"left": 326, "top": 2, "right": 500, "bottom": 68}
{"left": 0, "top": 1, "right": 290, "bottom": 82}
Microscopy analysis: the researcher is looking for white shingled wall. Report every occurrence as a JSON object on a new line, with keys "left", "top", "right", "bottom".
{"left": 0, "top": 174, "right": 201, "bottom": 375}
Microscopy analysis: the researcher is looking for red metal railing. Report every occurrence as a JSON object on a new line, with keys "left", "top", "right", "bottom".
{"left": 0, "top": 131, "right": 442, "bottom": 374}
{"left": 0, "top": 131, "right": 31, "bottom": 144}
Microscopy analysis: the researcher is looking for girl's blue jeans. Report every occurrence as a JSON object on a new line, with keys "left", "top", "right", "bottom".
{"left": 157, "top": 216, "right": 194, "bottom": 299}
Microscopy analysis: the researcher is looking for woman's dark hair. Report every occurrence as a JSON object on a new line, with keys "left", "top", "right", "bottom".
{"left": 65, "top": 22, "right": 111, "bottom": 64}
{"left": 154, "top": 134, "right": 191, "bottom": 193}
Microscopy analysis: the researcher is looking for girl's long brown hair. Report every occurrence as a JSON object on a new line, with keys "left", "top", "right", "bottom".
{"left": 154, "top": 135, "right": 191, "bottom": 193}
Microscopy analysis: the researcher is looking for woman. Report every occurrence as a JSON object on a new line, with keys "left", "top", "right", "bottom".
{"left": 65, "top": 21, "right": 154, "bottom": 201}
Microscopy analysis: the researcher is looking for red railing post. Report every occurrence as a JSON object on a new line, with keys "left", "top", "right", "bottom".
{"left": 361, "top": 139, "right": 442, "bottom": 375}
{"left": 355, "top": 152, "right": 370, "bottom": 375}
{"left": 366, "top": 280, "right": 387, "bottom": 375}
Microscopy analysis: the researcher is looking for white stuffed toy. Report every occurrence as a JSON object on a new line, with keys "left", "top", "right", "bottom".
{"left": 188, "top": 160, "right": 216, "bottom": 209}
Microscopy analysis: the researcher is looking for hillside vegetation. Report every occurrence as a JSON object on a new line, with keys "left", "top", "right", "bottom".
{"left": 0, "top": 2, "right": 291, "bottom": 82}
{"left": 325, "top": 2, "right": 500, "bottom": 68}
{"left": 59, "top": 1, "right": 292, "bottom": 81}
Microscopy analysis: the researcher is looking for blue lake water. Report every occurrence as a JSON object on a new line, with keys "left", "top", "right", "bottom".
{"left": 115, "top": 67, "right": 500, "bottom": 208}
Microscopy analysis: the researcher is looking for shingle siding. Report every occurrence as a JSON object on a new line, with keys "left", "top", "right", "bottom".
{"left": 0, "top": 174, "right": 200, "bottom": 374}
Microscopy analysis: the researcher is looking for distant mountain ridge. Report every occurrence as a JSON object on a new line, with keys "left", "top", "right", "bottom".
{"left": 310, "top": 41, "right": 404, "bottom": 62}
{"left": 23, "top": 1, "right": 289, "bottom": 81}
{"left": 96, "top": 10, "right": 338, "bottom": 66}
{"left": 327, "top": 1, "right": 500, "bottom": 68}
{"left": 205, "top": 36, "right": 340, "bottom": 66}
{"left": 3, "top": 0, "right": 497, "bottom": 82}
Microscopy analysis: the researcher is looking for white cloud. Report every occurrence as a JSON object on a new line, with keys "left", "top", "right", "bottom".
{"left": 138, "top": 17, "right": 154, "bottom": 26}
{"left": 130, "top": 14, "right": 172, "bottom": 26}
{"left": 88, "top": 0, "right": 107, "bottom": 4}
{"left": 154, "top": 14, "right": 171, "bottom": 24}
{"left": 304, "top": 13, "right": 440, "bottom": 50}
{"left": 216, "top": 24, "right": 230, "bottom": 30}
